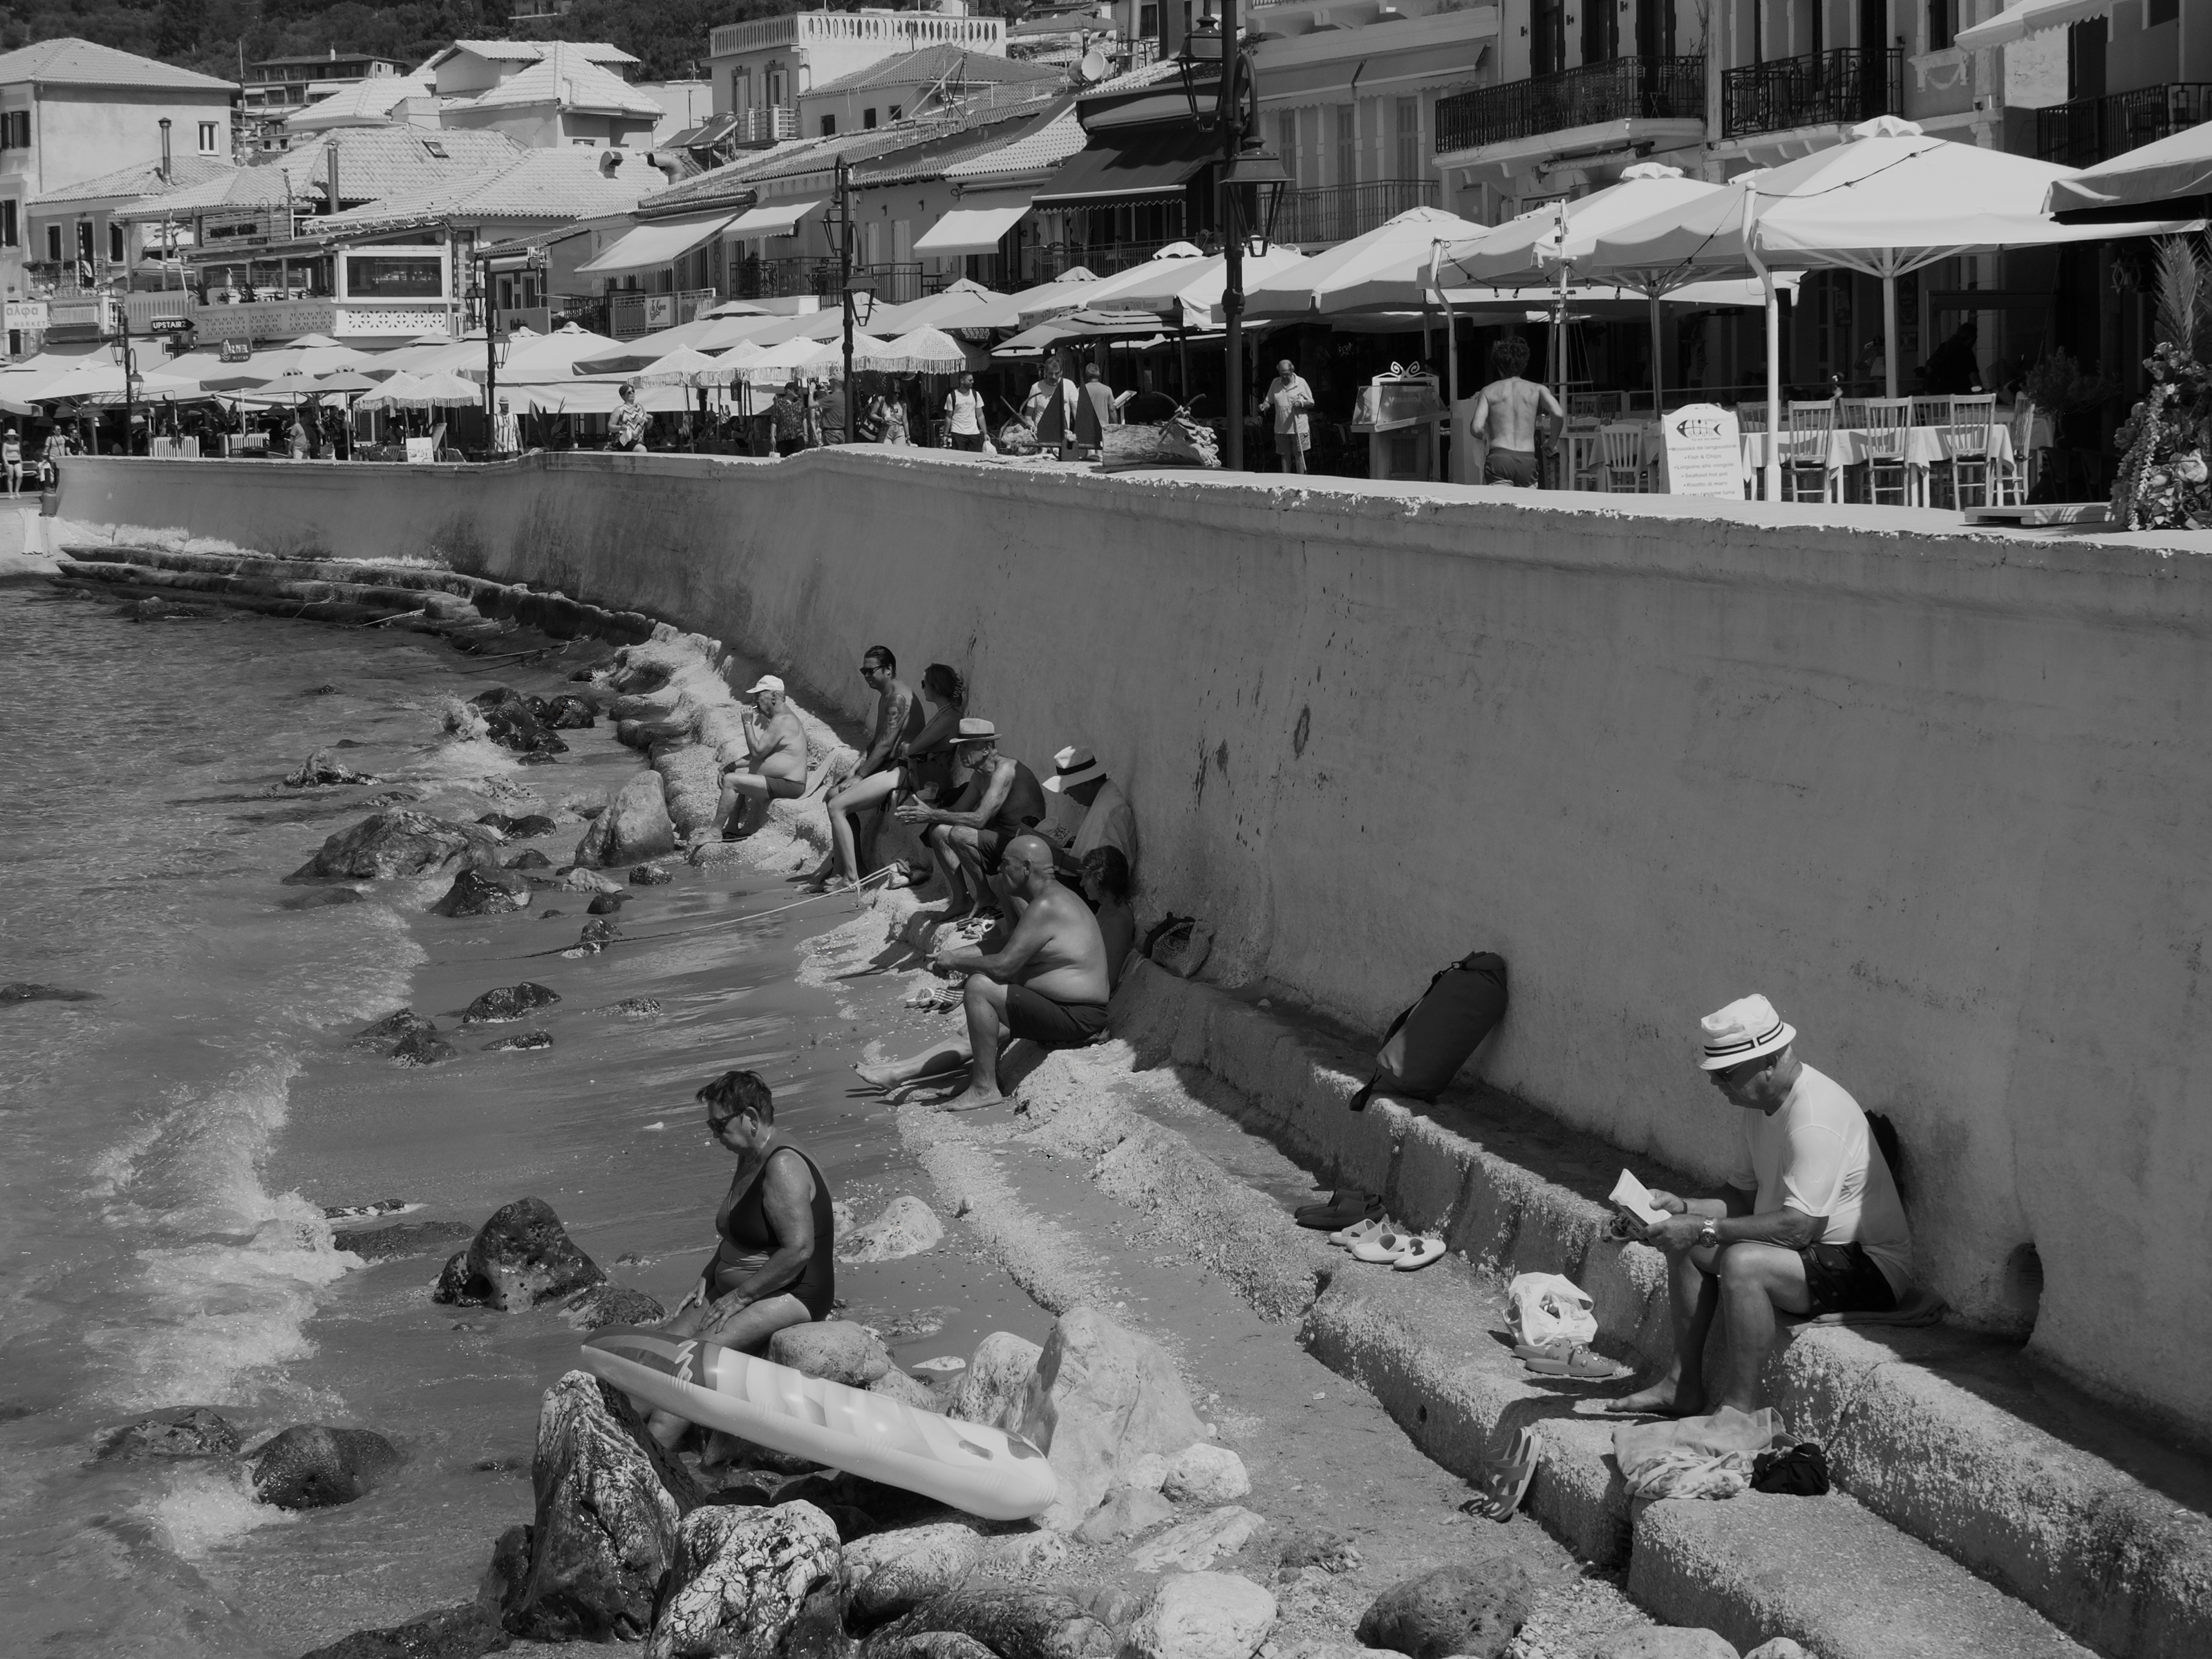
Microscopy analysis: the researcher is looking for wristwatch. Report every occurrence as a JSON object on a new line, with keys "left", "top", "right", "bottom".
{"left": 1697, "top": 1219, "right": 1721, "bottom": 1250}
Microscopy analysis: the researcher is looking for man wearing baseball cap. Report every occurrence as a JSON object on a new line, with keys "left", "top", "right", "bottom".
{"left": 718, "top": 674, "right": 809, "bottom": 841}
{"left": 1605, "top": 994, "right": 1914, "bottom": 1417}
{"left": 1041, "top": 744, "right": 1136, "bottom": 885}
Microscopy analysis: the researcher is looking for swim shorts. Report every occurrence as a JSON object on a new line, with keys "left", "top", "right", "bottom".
{"left": 1799, "top": 1242, "right": 1897, "bottom": 1317}
{"left": 1005, "top": 983, "right": 1109, "bottom": 1047}
{"left": 1485, "top": 448, "right": 1540, "bottom": 487}
{"left": 974, "top": 817, "right": 1040, "bottom": 876}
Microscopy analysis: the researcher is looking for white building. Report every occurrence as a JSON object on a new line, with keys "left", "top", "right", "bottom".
{"left": 708, "top": 7, "right": 1008, "bottom": 144}
{"left": 426, "top": 40, "right": 663, "bottom": 149}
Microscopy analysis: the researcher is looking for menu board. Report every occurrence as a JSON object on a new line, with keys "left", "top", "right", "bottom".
{"left": 1660, "top": 402, "right": 1743, "bottom": 498}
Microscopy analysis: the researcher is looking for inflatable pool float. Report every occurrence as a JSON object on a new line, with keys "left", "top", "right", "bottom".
{"left": 579, "top": 1327, "right": 1057, "bottom": 1521}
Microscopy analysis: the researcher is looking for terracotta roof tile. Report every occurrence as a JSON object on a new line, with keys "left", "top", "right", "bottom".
{"left": 0, "top": 36, "right": 236, "bottom": 92}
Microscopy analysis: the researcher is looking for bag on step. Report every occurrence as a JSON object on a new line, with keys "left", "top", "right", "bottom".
{"left": 1348, "top": 950, "right": 1508, "bottom": 1111}
{"left": 1506, "top": 1272, "right": 1598, "bottom": 1349}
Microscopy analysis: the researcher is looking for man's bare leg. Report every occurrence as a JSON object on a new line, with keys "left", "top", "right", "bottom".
{"left": 941, "top": 826, "right": 999, "bottom": 917}
{"left": 1713, "top": 1242, "right": 1810, "bottom": 1413}
{"left": 944, "top": 973, "right": 1012, "bottom": 1108}
{"left": 926, "top": 825, "right": 976, "bottom": 920}
{"left": 1603, "top": 1241, "right": 1721, "bottom": 1416}
{"left": 722, "top": 773, "right": 774, "bottom": 839}
{"left": 853, "top": 1042, "right": 970, "bottom": 1091}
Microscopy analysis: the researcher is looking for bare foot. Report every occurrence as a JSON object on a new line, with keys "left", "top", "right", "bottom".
{"left": 1596, "top": 1376, "right": 1707, "bottom": 1417}
{"left": 937, "top": 1085, "right": 1006, "bottom": 1112}
{"left": 852, "top": 1060, "right": 904, "bottom": 1091}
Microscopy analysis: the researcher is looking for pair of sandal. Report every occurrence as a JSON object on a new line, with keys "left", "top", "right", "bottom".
{"left": 1511, "top": 1337, "right": 1633, "bottom": 1381}
{"left": 1328, "top": 1214, "right": 1445, "bottom": 1272}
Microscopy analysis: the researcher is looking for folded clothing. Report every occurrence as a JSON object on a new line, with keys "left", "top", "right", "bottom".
{"left": 1613, "top": 1406, "right": 1792, "bottom": 1510}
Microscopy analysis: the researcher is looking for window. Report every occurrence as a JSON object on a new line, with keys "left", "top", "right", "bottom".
{"left": 1275, "top": 111, "right": 1298, "bottom": 187}
{"left": 0, "top": 200, "right": 15, "bottom": 247}
{"left": 76, "top": 221, "right": 93, "bottom": 261}
{"left": 198, "top": 121, "right": 219, "bottom": 153}
{"left": 46, "top": 223, "right": 62, "bottom": 261}
{"left": 2148, "top": 0, "right": 2176, "bottom": 24}
{"left": 343, "top": 254, "right": 443, "bottom": 297}
{"left": 767, "top": 67, "right": 789, "bottom": 106}
{"left": 1139, "top": 2, "right": 1159, "bottom": 38}
{"left": 1927, "top": 0, "right": 1952, "bottom": 50}
{"left": 821, "top": 114, "right": 836, "bottom": 135}
{"left": 864, "top": 107, "right": 877, "bottom": 129}
{"left": 0, "top": 110, "right": 28, "bottom": 149}
{"left": 1335, "top": 104, "right": 1355, "bottom": 187}
{"left": 888, "top": 104, "right": 901, "bottom": 122}
{"left": 1394, "top": 97, "right": 1418, "bottom": 181}
{"left": 731, "top": 67, "right": 750, "bottom": 109}
{"left": 420, "top": 138, "right": 448, "bottom": 158}
{"left": 109, "top": 221, "right": 124, "bottom": 263}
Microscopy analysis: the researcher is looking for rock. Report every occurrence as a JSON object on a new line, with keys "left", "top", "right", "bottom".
{"left": 480, "top": 812, "right": 559, "bottom": 838}
{"left": 866, "top": 1369, "right": 941, "bottom": 1412}
{"left": 1076, "top": 1486, "right": 1174, "bottom": 1545}
{"left": 1588, "top": 1633, "right": 1738, "bottom": 1659}
{"left": 281, "top": 887, "right": 365, "bottom": 910}
{"left": 0, "top": 982, "right": 100, "bottom": 1003}
{"left": 943, "top": 1333, "right": 1042, "bottom": 1428}
{"left": 870, "top": 1586, "right": 1115, "bottom": 1659}
{"left": 980, "top": 1530, "right": 1068, "bottom": 1578}
{"left": 505, "top": 849, "right": 553, "bottom": 871}
{"left": 434, "top": 1249, "right": 480, "bottom": 1304}
{"left": 1162, "top": 1445, "right": 1249, "bottom": 1506}
{"left": 249, "top": 1423, "right": 402, "bottom": 1510}
{"left": 785, "top": 1582, "right": 856, "bottom": 1659}
{"left": 631, "top": 863, "right": 674, "bottom": 886}
{"left": 546, "top": 697, "right": 597, "bottom": 730}
{"left": 472, "top": 687, "right": 568, "bottom": 758}
{"left": 1125, "top": 1454, "right": 1169, "bottom": 1494}
{"left": 838, "top": 1197, "right": 943, "bottom": 1265}
{"left": 434, "top": 1197, "right": 604, "bottom": 1311}
{"left": 281, "top": 749, "right": 380, "bottom": 789}
{"left": 431, "top": 868, "right": 532, "bottom": 917}
{"left": 573, "top": 771, "right": 677, "bottom": 868}
{"left": 390, "top": 1028, "right": 457, "bottom": 1067}
{"left": 842, "top": 1521, "right": 988, "bottom": 1620}
{"left": 582, "top": 919, "right": 621, "bottom": 944}
{"left": 1273, "top": 1531, "right": 1360, "bottom": 1580}
{"left": 645, "top": 1499, "right": 843, "bottom": 1659}
{"left": 561, "top": 1284, "right": 666, "bottom": 1331}
{"left": 1126, "top": 1508, "right": 1269, "bottom": 1575}
{"left": 290, "top": 810, "right": 500, "bottom": 883}
{"left": 1076, "top": 1586, "right": 1150, "bottom": 1634}
{"left": 557, "top": 865, "right": 624, "bottom": 894}
{"left": 1738, "top": 1642, "right": 1807, "bottom": 1659}
{"left": 482, "top": 1031, "right": 553, "bottom": 1053}
{"left": 1006, "top": 1308, "right": 1208, "bottom": 1533}
{"left": 1353, "top": 1561, "right": 1537, "bottom": 1659}
{"left": 350, "top": 1009, "right": 435, "bottom": 1049}
{"left": 96, "top": 1407, "right": 241, "bottom": 1462}
{"left": 340, "top": 1220, "right": 475, "bottom": 1263}
{"left": 305, "top": 684, "right": 340, "bottom": 696}
{"left": 864, "top": 1637, "right": 997, "bottom": 1659}
{"left": 299, "top": 1602, "right": 509, "bottom": 1659}
{"left": 607, "top": 994, "right": 659, "bottom": 1015}
{"left": 1124, "top": 1573, "right": 1276, "bottom": 1659}
{"left": 462, "top": 983, "right": 561, "bottom": 1024}
{"left": 770, "top": 1321, "right": 895, "bottom": 1387}
{"left": 507, "top": 1372, "right": 702, "bottom": 1642}
{"left": 588, "top": 891, "right": 628, "bottom": 915}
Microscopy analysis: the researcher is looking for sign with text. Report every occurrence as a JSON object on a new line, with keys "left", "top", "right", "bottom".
{"left": 1660, "top": 403, "right": 1743, "bottom": 498}
{"left": 147, "top": 317, "right": 193, "bottom": 335}
{"left": 218, "top": 339, "right": 254, "bottom": 362}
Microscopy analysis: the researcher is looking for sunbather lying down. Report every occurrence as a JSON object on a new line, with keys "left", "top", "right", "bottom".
{"left": 853, "top": 834, "right": 1109, "bottom": 1109}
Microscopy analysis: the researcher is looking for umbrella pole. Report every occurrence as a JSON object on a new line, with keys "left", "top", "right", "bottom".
{"left": 1433, "top": 241, "right": 1457, "bottom": 485}
{"left": 1884, "top": 273, "right": 1899, "bottom": 401}
{"left": 1741, "top": 177, "right": 1781, "bottom": 503}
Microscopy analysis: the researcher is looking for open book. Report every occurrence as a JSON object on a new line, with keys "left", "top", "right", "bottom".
{"left": 1609, "top": 1169, "right": 1671, "bottom": 1228}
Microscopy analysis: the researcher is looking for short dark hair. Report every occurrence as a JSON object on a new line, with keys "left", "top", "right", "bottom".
{"left": 863, "top": 646, "right": 895, "bottom": 673}
{"left": 1490, "top": 337, "right": 1530, "bottom": 379}
{"left": 698, "top": 1069, "right": 774, "bottom": 1124}
{"left": 1080, "top": 845, "right": 1130, "bottom": 903}
{"left": 1084, "top": 363, "right": 1101, "bottom": 379}
{"left": 922, "top": 663, "right": 964, "bottom": 704}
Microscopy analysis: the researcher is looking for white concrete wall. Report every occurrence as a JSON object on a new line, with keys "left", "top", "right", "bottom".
{"left": 55, "top": 449, "right": 2212, "bottom": 1444}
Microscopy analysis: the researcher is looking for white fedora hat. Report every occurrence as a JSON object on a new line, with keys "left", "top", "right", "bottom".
{"left": 1697, "top": 994, "right": 1797, "bottom": 1071}
{"left": 1043, "top": 744, "right": 1103, "bottom": 793}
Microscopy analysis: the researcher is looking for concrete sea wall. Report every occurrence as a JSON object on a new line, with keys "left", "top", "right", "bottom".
{"left": 57, "top": 449, "right": 2212, "bottom": 1441}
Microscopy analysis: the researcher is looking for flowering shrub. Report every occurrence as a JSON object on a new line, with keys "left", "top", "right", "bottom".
{"left": 2110, "top": 341, "right": 2212, "bottom": 529}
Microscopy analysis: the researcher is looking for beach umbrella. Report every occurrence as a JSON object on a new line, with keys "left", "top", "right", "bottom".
{"left": 198, "top": 334, "right": 369, "bottom": 391}
{"left": 798, "top": 334, "right": 888, "bottom": 373}
{"left": 995, "top": 310, "right": 1192, "bottom": 355}
{"left": 518, "top": 377, "right": 693, "bottom": 415}
{"left": 474, "top": 324, "right": 623, "bottom": 385}
{"left": 864, "top": 279, "right": 1007, "bottom": 337}
{"left": 357, "top": 371, "right": 482, "bottom": 410}
{"left": 1245, "top": 205, "right": 1489, "bottom": 321}
{"left": 33, "top": 357, "right": 195, "bottom": 404}
{"left": 1016, "top": 248, "right": 1206, "bottom": 326}
{"left": 743, "top": 335, "right": 849, "bottom": 386}
{"left": 2045, "top": 118, "right": 2212, "bottom": 216}
{"left": 304, "top": 371, "right": 385, "bottom": 396}
{"left": 635, "top": 347, "right": 728, "bottom": 386}
{"left": 865, "top": 326, "right": 987, "bottom": 375}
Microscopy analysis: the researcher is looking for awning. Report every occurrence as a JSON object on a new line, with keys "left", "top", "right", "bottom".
{"left": 1033, "top": 127, "right": 1218, "bottom": 207}
{"left": 1955, "top": 0, "right": 2110, "bottom": 52}
{"left": 915, "top": 198, "right": 1032, "bottom": 257}
{"left": 577, "top": 213, "right": 738, "bottom": 277}
{"left": 727, "top": 198, "right": 825, "bottom": 239}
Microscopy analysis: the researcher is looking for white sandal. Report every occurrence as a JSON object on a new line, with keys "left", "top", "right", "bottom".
{"left": 1394, "top": 1237, "right": 1447, "bottom": 1271}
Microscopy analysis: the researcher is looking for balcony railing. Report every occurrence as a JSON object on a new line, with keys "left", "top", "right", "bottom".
{"left": 1435, "top": 55, "right": 1705, "bottom": 154}
{"left": 1276, "top": 179, "right": 1439, "bottom": 245}
{"left": 2036, "top": 83, "right": 2212, "bottom": 170}
{"left": 608, "top": 287, "right": 718, "bottom": 339}
{"left": 730, "top": 106, "right": 798, "bottom": 146}
{"left": 856, "top": 262, "right": 925, "bottom": 306}
{"left": 731, "top": 257, "right": 842, "bottom": 301}
{"left": 1723, "top": 47, "right": 1902, "bottom": 139}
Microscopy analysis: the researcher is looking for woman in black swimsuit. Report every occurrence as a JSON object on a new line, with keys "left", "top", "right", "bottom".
{"left": 824, "top": 663, "right": 966, "bottom": 888}
{"left": 645, "top": 1069, "right": 835, "bottom": 1448}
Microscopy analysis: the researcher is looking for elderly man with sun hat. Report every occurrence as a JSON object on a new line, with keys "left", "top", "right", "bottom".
{"left": 1603, "top": 993, "right": 1914, "bottom": 1418}
{"left": 1040, "top": 742, "right": 1137, "bottom": 886}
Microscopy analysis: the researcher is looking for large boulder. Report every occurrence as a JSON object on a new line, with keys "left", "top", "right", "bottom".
{"left": 433, "top": 1197, "right": 604, "bottom": 1311}
{"left": 1161, "top": 1445, "right": 1249, "bottom": 1506}
{"left": 97, "top": 1406, "right": 241, "bottom": 1462}
{"left": 943, "top": 1333, "right": 1041, "bottom": 1428}
{"left": 1074, "top": 1486, "right": 1174, "bottom": 1545}
{"left": 250, "top": 1424, "right": 402, "bottom": 1510}
{"left": 770, "top": 1322, "right": 895, "bottom": 1388}
{"left": 1126, "top": 1508, "right": 1268, "bottom": 1575}
{"left": 1591, "top": 1633, "right": 1739, "bottom": 1659}
{"left": 1352, "top": 1561, "right": 1537, "bottom": 1659}
{"left": 645, "top": 1499, "right": 843, "bottom": 1659}
{"left": 868, "top": 1586, "right": 1114, "bottom": 1659}
{"left": 573, "top": 772, "right": 677, "bottom": 868}
{"left": 866, "top": 1370, "right": 941, "bottom": 1412}
{"left": 507, "top": 1372, "right": 702, "bottom": 1642}
{"left": 351, "top": 1009, "right": 435, "bottom": 1050}
{"left": 1005, "top": 1309, "right": 1208, "bottom": 1533}
{"left": 838, "top": 1197, "right": 942, "bottom": 1265}
{"left": 462, "top": 983, "right": 561, "bottom": 1024}
{"left": 282, "top": 748, "right": 379, "bottom": 789}
{"left": 1123, "top": 1573, "right": 1276, "bottom": 1659}
{"left": 432, "top": 868, "right": 532, "bottom": 917}
{"left": 391, "top": 1027, "right": 457, "bottom": 1067}
{"left": 290, "top": 811, "right": 500, "bottom": 883}
{"left": 841, "top": 1521, "right": 988, "bottom": 1620}
{"left": 864, "top": 1638, "right": 996, "bottom": 1659}
{"left": 473, "top": 687, "right": 568, "bottom": 758}
{"left": 561, "top": 1284, "right": 666, "bottom": 1331}
{"left": 299, "top": 1602, "right": 509, "bottom": 1659}
{"left": 339, "top": 1220, "right": 475, "bottom": 1264}
{"left": 1739, "top": 1642, "right": 1808, "bottom": 1659}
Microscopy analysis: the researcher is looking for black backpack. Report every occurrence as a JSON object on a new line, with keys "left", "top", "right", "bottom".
{"left": 1350, "top": 952, "right": 1509, "bottom": 1112}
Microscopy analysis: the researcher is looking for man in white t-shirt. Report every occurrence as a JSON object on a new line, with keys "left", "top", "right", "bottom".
{"left": 944, "top": 373, "right": 986, "bottom": 453}
{"left": 1606, "top": 993, "right": 1914, "bottom": 1418}
{"left": 1038, "top": 743, "right": 1136, "bottom": 884}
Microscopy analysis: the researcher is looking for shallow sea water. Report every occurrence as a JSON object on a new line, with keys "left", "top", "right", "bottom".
{"left": 0, "top": 588, "right": 1048, "bottom": 1656}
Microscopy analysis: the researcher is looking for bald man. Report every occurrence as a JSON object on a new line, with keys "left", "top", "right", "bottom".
{"left": 854, "top": 832, "right": 1109, "bottom": 1108}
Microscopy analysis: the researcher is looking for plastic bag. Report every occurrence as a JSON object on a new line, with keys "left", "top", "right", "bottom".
{"left": 1506, "top": 1273, "right": 1597, "bottom": 1348}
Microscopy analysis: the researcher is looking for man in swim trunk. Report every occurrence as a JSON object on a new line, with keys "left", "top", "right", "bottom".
{"left": 894, "top": 718, "right": 1047, "bottom": 921}
{"left": 720, "top": 674, "right": 810, "bottom": 839}
{"left": 856, "top": 832, "right": 1109, "bottom": 1109}
{"left": 1465, "top": 336, "right": 1562, "bottom": 487}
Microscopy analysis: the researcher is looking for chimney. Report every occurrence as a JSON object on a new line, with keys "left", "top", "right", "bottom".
{"left": 158, "top": 118, "right": 172, "bottom": 184}
{"left": 325, "top": 143, "right": 341, "bottom": 214}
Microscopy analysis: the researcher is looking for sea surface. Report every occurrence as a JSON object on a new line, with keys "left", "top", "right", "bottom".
{"left": 0, "top": 587, "right": 1046, "bottom": 1657}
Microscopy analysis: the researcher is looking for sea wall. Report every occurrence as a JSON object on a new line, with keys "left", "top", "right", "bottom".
{"left": 57, "top": 449, "right": 2212, "bottom": 1439}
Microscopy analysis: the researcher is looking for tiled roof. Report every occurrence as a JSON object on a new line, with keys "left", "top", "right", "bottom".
{"left": 433, "top": 39, "right": 637, "bottom": 66}
{"left": 283, "top": 74, "right": 433, "bottom": 130}
{"left": 807, "top": 44, "right": 1064, "bottom": 99}
{"left": 454, "top": 46, "right": 662, "bottom": 117}
{"left": 855, "top": 93, "right": 1071, "bottom": 186}
{"left": 316, "top": 147, "right": 665, "bottom": 231}
{"left": 941, "top": 100, "right": 1087, "bottom": 180}
{"left": 30, "top": 154, "right": 236, "bottom": 209}
{"left": 117, "top": 124, "right": 524, "bottom": 216}
{"left": 0, "top": 36, "right": 237, "bottom": 92}
{"left": 1078, "top": 56, "right": 1182, "bottom": 97}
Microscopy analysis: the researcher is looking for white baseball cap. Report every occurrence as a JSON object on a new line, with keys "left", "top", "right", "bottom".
{"left": 1697, "top": 994, "right": 1797, "bottom": 1071}
{"left": 744, "top": 674, "right": 785, "bottom": 697}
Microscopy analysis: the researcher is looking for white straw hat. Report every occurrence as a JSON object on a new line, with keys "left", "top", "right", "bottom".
{"left": 1042, "top": 744, "right": 1103, "bottom": 793}
{"left": 1697, "top": 994, "right": 1797, "bottom": 1071}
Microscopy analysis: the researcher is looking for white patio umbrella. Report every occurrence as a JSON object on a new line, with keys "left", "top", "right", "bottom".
{"left": 864, "top": 327, "right": 986, "bottom": 375}
{"left": 197, "top": 333, "right": 368, "bottom": 391}
{"left": 865, "top": 279, "right": 1005, "bottom": 337}
{"left": 518, "top": 378, "right": 693, "bottom": 416}
{"left": 798, "top": 334, "right": 889, "bottom": 374}
{"left": 358, "top": 370, "right": 482, "bottom": 410}
{"left": 475, "top": 323, "right": 624, "bottom": 384}
{"left": 32, "top": 357, "right": 195, "bottom": 404}
{"left": 1245, "top": 205, "right": 1489, "bottom": 320}
{"left": 698, "top": 341, "right": 768, "bottom": 387}
{"left": 635, "top": 347, "right": 727, "bottom": 386}
{"left": 2046, "top": 118, "right": 2212, "bottom": 216}
{"left": 1091, "top": 247, "right": 1312, "bottom": 330}
{"left": 1016, "top": 247, "right": 1205, "bottom": 326}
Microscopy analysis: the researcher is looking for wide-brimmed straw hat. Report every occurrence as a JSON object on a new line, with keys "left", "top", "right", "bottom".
{"left": 1042, "top": 744, "right": 1103, "bottom": 793}
{"left": 955, "top": 717, "right": 997, "bottom": 747}
{"left": 1697, "top": 994, "right": 1797, "bottom": 1071}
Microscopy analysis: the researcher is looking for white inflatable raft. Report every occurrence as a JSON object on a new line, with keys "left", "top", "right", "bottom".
{"left": 579, "top": 1327, "right": 1057, "bottom": 1521}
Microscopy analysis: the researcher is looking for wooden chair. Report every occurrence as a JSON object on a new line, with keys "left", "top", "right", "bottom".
{"left": 2001, "top": 400, "right": 2038, "bottom": 501}
{"left": 1596, "top": 422, "right": 1645, "bottom": 492}
{"left": 1781, "top": 400, "right": 1836, "bottom": 502}
{"left": 1859, "top": 397, "right": 1913, "bottom": 506}
{"left": 1946, "top": 394, "right": 2001, "bottom": 507}
{"left": 1837, "top": 397, "right": 1868, "bottom": 429}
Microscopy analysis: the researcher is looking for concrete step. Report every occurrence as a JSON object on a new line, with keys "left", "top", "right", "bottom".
{"left": 1056, "top": 962, "right": 2212, "bottom": 1659}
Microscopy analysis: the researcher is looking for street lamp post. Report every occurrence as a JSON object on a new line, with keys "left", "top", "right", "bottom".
{"left": 837, "top": 157, "right": 855, "bottom": 414}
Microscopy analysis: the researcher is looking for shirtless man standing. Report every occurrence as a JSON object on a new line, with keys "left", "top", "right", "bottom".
{"left": 853, "top": 832, "right": 1109, "bottom": 1108}
{"left": 720, "top": 675, "right": 810, "bottom": 839}
{"left": 894, "top": 719, "right": 1047, "bottom": 921}
{"left": 812, "top": 645, "right": 924, "bottom": 885}
{"left": 1465, "top": 336, "right": 1563, "bottom": 487}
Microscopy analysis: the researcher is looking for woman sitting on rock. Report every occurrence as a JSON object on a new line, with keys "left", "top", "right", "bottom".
{"left": 823, "top": 662, "right": 967, "bottom": 890}
{"left": 1082, "top": 844, "right": 1137, "bottom": 992}
{"left": 644, "top": 1069, "right": 835, "bottom": 1448}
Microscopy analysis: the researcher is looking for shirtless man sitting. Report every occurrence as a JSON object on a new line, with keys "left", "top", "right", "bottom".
{"left": 720, "top": 675, "right": 809, "bottom": 839}
{"left": 1465, "top": 336, "right": 1563, "bottom": 488}
{"left": 852, "top": 832, "right": 1109, "bottom": 1109}
{"left": 893, "top": 719, "right": 1047, "bottom": 921}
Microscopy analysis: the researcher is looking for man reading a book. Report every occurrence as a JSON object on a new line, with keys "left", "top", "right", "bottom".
{"left": 1606, "top": 993, "right": 1914, "bottom": 1417}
